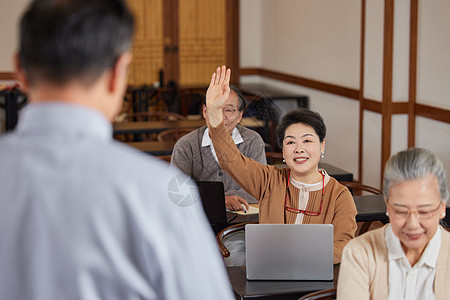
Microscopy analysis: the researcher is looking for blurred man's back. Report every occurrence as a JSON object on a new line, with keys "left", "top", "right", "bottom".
{"left": 0, "top": 1, "right": 232, "bottom": 299}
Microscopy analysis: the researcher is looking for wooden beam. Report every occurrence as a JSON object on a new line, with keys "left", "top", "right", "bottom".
{"left": 416, "top": 104, "right": 450, "bottom": 124}
{"left": 240, "top": 67, "right": 450, "bottom": 124}
{"left": 240, "top": 68, "right": 360, "bottom": 100}
{"left": 362, "top": 98, "right": 382, "bottom": 113}
{"left": 0, "top": 72, "right": 15, "bottom": 80}
{"left": 226, "top": 0, "right": 240, "bottom": 84}
{"left": 240, "top": 68, "right": 261, "bottom": 76}
{"left": 358, "top": 0, "right": 367, "bottom": 183}
{"left": 381, "top": 0, "right": 394, "bottom": 182}
{"left": 392, "top": 102, "right": 408, "bottom": 114}
{"left": 408, "top": 0, "right": 418, "bottom": 147}
{"left": 163, "top": 0, "right": 179, "bottom": 83}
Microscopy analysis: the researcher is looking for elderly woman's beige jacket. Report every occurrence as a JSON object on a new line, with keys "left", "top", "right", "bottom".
{"left": 338, "top": 224, "right": 450, "bottom": 299}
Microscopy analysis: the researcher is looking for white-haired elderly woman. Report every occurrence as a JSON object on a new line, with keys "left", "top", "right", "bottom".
{"left": 338, "top": 148, "right": 450, "bottom": 299}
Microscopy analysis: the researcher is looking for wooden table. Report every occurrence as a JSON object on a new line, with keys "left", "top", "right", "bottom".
{"left": 113, "top": 119, "right": 204, "bottom": 135}
{"left": 227, "top": 266, "right": 335, "bottom": 300}
{"left": 113, "top": 117, "right": 264, "bottom": 135}
{"left": 354, "top": 194, "right": 387, "bottom": 223}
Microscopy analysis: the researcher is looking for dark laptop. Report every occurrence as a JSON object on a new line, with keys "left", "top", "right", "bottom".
{"left": 196, "top": 181, "right": 228, "bottom": 225}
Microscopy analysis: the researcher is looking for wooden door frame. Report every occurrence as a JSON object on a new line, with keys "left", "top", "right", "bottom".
{"left": 163, "top": 0, "right": 179, "bottom": 86}
{"left": 227, "top": 0, "right": 240, "bottom": 85}
{"left": 162, "top": 0, "right": 240, "bottom": 85}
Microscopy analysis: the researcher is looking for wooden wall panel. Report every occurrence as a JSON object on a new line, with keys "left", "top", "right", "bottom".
{"left": 127, "top": 0, "right": 164, "bottom": 86}
{"left": 178, "top": 0, "right": 226, "bottom": 85}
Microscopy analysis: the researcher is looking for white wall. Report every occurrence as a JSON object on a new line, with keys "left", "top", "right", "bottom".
{"left": 417, "top": 0, "right": 450, "bottom": 110}
{"left": 239, "top": 0, "right": 262, "bottom": 66}
{"left": 241, "top": 0, "right": 362, "bottom": 181}
{"left": 362, "top": 111, "right": 382, "bottom": 188}
{"left": 259, "top": 0, "right": 361, "bottom": 89}
{"left": 0, "top": 0, "right": 30, "bottom": 71}
{"left": 240, "top": 0, "right": 450, "bottom": 189}
{"left": 415, "top": 1, "right": 450, "bottom": 189}
{"left": 416, "top": 118, "right": 450, "bottom": 180}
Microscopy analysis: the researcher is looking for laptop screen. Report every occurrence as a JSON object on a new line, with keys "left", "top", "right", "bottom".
{"left": 245, "top": 224, "right": 334, "bottom": 280}
{"left": 196, "top": 181, "right": 228, "bottom": 225}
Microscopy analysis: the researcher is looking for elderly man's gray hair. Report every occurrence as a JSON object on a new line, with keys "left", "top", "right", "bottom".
{"left": 229, "top": 85, "right": 246, "bottom": 112}
{"left": 383, "top": 148, "right": 449, "bottom": 203}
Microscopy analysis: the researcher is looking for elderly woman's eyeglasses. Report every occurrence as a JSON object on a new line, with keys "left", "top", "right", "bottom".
{"left": 386, "top": 201, "right": 442, "bottom": 220}
{"left": 223, "top": 107, "right": 237, "bottom": 117}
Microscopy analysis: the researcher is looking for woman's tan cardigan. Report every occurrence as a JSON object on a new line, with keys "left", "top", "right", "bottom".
{"left": 210, "top": 122, "right": 357, "bottom": 263}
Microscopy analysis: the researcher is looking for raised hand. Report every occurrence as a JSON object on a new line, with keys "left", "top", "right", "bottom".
{"left": 205, "top": 66, "right": 231, "bottom": 127}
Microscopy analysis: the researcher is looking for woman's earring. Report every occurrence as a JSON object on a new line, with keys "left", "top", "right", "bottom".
{"left": 385, "top": 212, "right": 389, "bottom": 217}
{"left": 321, "top": 152, "right": 325, "bottom": 158}
{"left": 442, "top": 213, "right": 446, "bottom": 218}
{"left": 282, "top": 158, "right": 286, "bottom": 162}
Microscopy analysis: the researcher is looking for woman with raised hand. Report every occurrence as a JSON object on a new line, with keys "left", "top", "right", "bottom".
{"left": 338, "top": 148, "right": 450, "bottom": 299}
{"left": 206, "top": 66, "right": 357, "bottom": 265}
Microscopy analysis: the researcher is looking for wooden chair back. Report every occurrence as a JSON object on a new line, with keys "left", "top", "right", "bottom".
{"left": 339, "top": 181, "right": 383, "bottom": 236}
{"left": 216, "top": 221, "right": 258, "bottom": 258}
{"left": 157, "top": 128, "right": 196, "bottom": 142}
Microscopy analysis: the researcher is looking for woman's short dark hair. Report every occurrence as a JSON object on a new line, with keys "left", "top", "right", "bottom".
{"left": 275, "top": 108, "right": 327, "bottom": 148}
{"left": 19, "top": 0, "right": 135, "bottom": 86}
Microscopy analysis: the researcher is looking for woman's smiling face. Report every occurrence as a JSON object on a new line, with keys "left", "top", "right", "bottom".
{"left": 282, "top": 122, "right": 325, "bottom": 183}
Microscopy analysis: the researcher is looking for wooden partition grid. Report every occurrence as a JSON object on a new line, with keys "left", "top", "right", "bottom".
{"left": 126, "top": 0, "right": 164, "bottom": 86}
{"left": 178, "top": 0, "right": 227, "bottom": 85}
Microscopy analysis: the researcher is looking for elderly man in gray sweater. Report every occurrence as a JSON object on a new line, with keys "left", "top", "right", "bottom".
{"left": 171, "top": 85, "right": 266, "bottom": 211}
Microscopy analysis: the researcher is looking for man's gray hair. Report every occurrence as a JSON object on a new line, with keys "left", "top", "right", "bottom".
{"left": 383, "top": 148, "right": 449, "bottom": 203}
{"left": 230, "top": 85, "right": 246, "bottom": 112}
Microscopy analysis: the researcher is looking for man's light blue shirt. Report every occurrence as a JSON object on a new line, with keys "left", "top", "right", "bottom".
{"left": 0, "top": 102, "right": 233, "bottom": 300}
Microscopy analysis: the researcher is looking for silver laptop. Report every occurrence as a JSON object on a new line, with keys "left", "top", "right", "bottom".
{"left": 245, "top": 224, "right": 334, "bottom": 280}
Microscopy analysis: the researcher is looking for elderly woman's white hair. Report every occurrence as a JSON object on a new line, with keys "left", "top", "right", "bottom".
{"left": 383, "top": 148, "right": 449, "bottom": 203}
